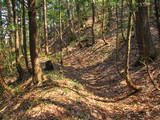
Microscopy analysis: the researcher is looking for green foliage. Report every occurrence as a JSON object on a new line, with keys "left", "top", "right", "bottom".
{"left": 63, "top": 87, "right": 71, "bottom": 93}
{"left": 36, "top": 0, "right": 43, "bottom": 8}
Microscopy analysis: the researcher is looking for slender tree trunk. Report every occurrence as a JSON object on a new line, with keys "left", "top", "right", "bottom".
{"left": 19, "top": 3, "right": 23, "bottom": 54}
{"left": 22, "top": 0, "right": 30, "bottom": 73}
{"left": 67, "top": 0, "right": 75, "bottom": 40}
{"left": 106, "top": 0, "right": 111, "bottom": 29}
{"left": 43, "top": 0, "right": 49, "bottom": 55}
{"left": 101, "top": 0, "right": 107, "bottom": 44}
{"left": 38, "top": 7, "right": 43, "bottom": 53}
{"left": 28, "top": 0, "right": 43, "bottom": 84}
{"left": 6, "top": 0, "right": 14, "bottom": 50}
{"left": 91, "top": 0, "right": 95, "bottom": 44}
{"left": 125, "top": 0, "right": 141, "bottom": 91}
{"left": 59, "top": 0, "right": 63, "bottom": 65}
{"left": 135, "top": 0, "right": 156, "bottom": 65}
{"left": 0, "top": 0, "right": 3, "bottom": 43}
{"left": 11, "top": 0, "right": 23, "bottom": 80}
{"left": 154, "top": 0, "right": 160, "bottom": 39}
{"left": 75, "top": 0, "right": 83, "bottom": 28}
{"left": 120, "top": 0, "right": 126, "bottom": 41}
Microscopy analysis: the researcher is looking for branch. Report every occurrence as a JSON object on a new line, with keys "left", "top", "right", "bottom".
{"left": 145, "top": 63, "right": 160, "bottom": 91}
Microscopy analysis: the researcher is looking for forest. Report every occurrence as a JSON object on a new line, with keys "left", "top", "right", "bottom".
{"left": 0, "top": 0, "right": 160, "bottom": 119}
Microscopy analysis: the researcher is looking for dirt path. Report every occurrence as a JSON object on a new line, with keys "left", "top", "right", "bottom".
{"left": 1, "top": 20, "right": 160, "bottom": 120}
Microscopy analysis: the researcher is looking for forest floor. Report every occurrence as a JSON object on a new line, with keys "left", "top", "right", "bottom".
{"left": 1, "top": 18, "right": 160, "bottom": 120}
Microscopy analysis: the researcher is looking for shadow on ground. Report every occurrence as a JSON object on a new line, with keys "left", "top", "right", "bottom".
{"left": 62, "top": 39, "right": 141, "bottom": 100}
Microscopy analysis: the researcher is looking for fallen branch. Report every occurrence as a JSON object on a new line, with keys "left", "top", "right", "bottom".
{"left": 145, "top": 63, "right": 160, "bottom": 91}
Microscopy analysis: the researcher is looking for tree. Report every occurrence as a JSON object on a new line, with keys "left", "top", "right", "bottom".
{"left": 22, "top": 0, "right": 30, "bottom": 73}
{"left": 135, "top": 0, "right": 157, "bottom": 66}
{"left": 59, "top": 0, "right": 63, "bottom": 65}
{"left": 91, "top": 0, "right": 95, "bottom": 44}
{"left": 101, "top": 0, "right": 107, "bottom": 44}
{"left": 125, "top": 0, "right": 141, "bottom": 91}
{"left": 0, "top": 0, "right": 3, "bottom": 44}
{"left": 11, "top": 0, "right": 24, "bottom": 79}
{"left": 28, "top": 0, "right": 43, "bottom": 84}
{"left": 154, "top": 0, "right": 160, "bottom": 39}
{"left": 43, "top": 0, "right": 49, "bottom": 55}
{"left": 6, "top": 0, "right": 14, "bottom": 49}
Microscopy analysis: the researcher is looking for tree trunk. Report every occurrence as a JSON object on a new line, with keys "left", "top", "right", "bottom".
{"left": 154, "top": 0, "right": 160, "bottom": 39}
{"left": 67, "top": 0, "right": 75, "bottom": 40}
{"left": 43, "top": 0, "right": 49, "bottom": 55}
{"left": 22, "top": 0, "right": 30, "bottom": 73}
{"left": 59, "top": 0, "right": 63, "bottom": 66}
{"left": 11, "top": 0, "right": 23, "bottom": 80}
{"left": 101, "top": 0, "right": 107, "bottom": 44}
{"left": 91, "top": 0, "right": 95, "bottom": 44}
{"left": 0, "top": 0, "right": 3, "bottom": 43}
{"left": 28, "top": 0, "right": 43, "bottom": 84}
{"left": 6, "top": 0, "right": 14, "bottom": 50}
{"left": 75, "top": 0, "right": 83, "bottom": 28}
{"left": 125, "top": 0, "right": 141, "bottom": 91}
{"left": 135, "top": 0, "right": 156, "bottom": 65}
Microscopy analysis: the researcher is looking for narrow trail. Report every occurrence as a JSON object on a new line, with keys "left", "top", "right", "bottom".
{"left": 61, "top": 35, "right": 160, "bottom": 119}
{"left": 1, "top": 18, "right": 160, "bottom": 120}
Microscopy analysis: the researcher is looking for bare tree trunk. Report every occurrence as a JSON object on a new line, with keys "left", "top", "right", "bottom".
{"left": 120, "top": 0, "right": 126, "bottom": 41}
{"left": 0, "top": 0, "right": 3, "bottom": 44}
{"left": 106, "top": 0, "right": 111, "bottom": 29}
{"left": 154, "top": 0, "right": 160, "bottom": 39}
{"left": 67, "top": 0, "right": 75, "bottom": 40}
{"left": 38, "top": 7, "right": 43, "bottom": 53}
{"left": 22, "top": 0, "right": 30, "bottom": 73}
{"left": 125, "top": 0, "right": 141, "bottom": 91}
{"left": 59, "top": 0, "right": 63, "bottom": 66}
{"left": 11, "top": 0, "right": 23, "bottom": 80}
{"left": 101, "top": 0, "right": 107, "bottom": 44}
{"left": 6, "top": 0, "right": 14, "bottom": 49}
{"left": 28, "top": 0, "right": 43, "bottom": 84}
{"left": 91, "top": 0, "right": 95, "bottom": 44}
{"left": 43, "top": 0, "right": 49, "bottom": 55}
{"left": 135, "top": 0, "right": 156, "bottom": 66}
{"left": 75, "top": 0, "right": 83, "bottom": 28}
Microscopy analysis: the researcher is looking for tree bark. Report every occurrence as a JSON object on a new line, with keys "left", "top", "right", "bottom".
{"left": 43, "top": 0, "right": 49, "bottom": 55}
{"left": 0, "top": 0, "right": 3, "bottom": 43}
{"left": 22, "top": 0, "right": 30, "bottom": 73}
{"left": 154, "top": 0, "right": 160, "bottom": 39}
{"left": 28, "top": 0, "right": 43, "bottom": 84}
{"left": 6, "top": 0, "right": 14, "bottom": 50}
{"left": 11, "top": 0, "right": 23, "bottom": 79}
{"left": 125, "top": 0, "right": 141, "bottom": 91}
{"left": 59, "top": 0, "right": 63, "bottom": 65}
{"left": 135, "top": 0, "right": 156, "bottom": 65}
{"left": 101, "top": 0, "right": 107, "bottom": 44}
{"left": 91, "top": 0, "right": 95, "bottom": 44}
